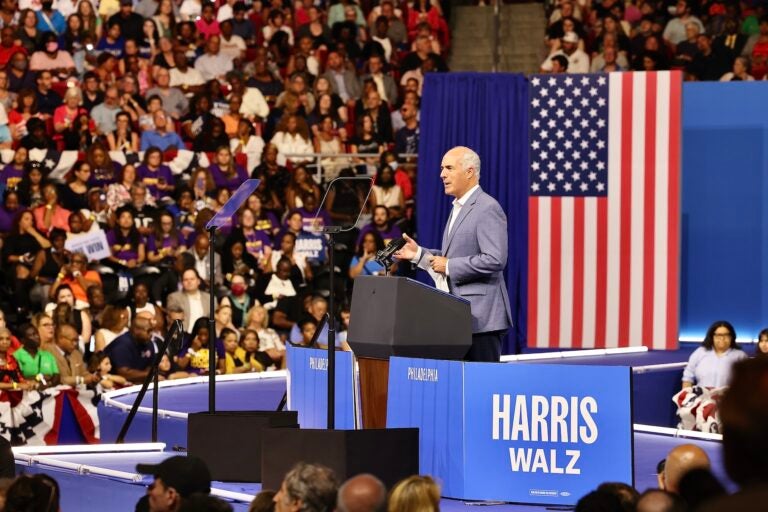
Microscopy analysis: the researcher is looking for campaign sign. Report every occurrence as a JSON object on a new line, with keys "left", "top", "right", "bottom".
{"left": 387, "top": 358, "right": 633, "bottom": 505}
{"left": 286, "top": 345, "right": 355, "bottom": 429}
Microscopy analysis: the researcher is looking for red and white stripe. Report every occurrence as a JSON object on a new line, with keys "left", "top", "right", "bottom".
{"left": 528, "top": 71, "right": 681, "bottom": 350}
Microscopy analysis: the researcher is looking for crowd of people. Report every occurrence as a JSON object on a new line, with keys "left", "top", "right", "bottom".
{"left": 0, "top": 0, "right": 445, "bottom": 385}
{"left": 540, "top": 0, "right": 768, "bottom": 81}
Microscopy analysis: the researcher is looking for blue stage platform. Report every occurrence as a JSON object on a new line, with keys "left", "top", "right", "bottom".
{"left": 18, "top": 347, "right": 719, "bottom": 510}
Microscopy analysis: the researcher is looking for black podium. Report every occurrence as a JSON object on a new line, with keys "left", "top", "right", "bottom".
{"left": 348, "top": 277, "right": 472, "bottom": 428}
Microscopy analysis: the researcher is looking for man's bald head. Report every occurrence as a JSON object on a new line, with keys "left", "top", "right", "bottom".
{"left": 337, "top": 474, "right": 386, "bottom": 512}
{"left": 636, "top": 489, "right": 686, "bottom": 512}
{"left": 662, "top": 444, "right": 711, "bottom": 493}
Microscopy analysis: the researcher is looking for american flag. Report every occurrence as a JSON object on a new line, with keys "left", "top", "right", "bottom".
{"left": 527, "top": 72, "right": 681, "bottom": 350}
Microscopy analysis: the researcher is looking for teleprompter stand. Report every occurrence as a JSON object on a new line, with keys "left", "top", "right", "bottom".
{"left": 260, "top": 176, "right": 419, "bottom": 488}
{"left": 187, "top": 179, "right": 297, "bottom": 482}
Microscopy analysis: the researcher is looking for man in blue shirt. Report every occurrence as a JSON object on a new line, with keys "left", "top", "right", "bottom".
{"left": 105, "top": 316, "right": 156, "bottom": 384}
{"left": 36, "top": 0, "right": 66, "bottom": 35}
{"left": 140, "top": 110, "right": 185, "bottom": 151}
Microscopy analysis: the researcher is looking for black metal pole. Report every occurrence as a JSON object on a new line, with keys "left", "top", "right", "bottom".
{"left": 208, "top": 226, "right": 216, "bottom": 414}
{"left": 327, "top": 231, "right": 336, "bottom": 430}
{"left": 152, "top": 364, "right": 159, "bottom": 442}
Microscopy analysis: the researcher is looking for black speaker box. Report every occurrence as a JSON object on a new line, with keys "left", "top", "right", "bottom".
{"left": 260, "top": 428, "right": 419, "bottom": 491}
{"left": 187, "top": 411, "right": 298, "bottom": 482}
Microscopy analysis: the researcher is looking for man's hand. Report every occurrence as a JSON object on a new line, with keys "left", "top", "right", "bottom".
{"left": 430, "top": 256, "right": 447, "bottom": 274}
{"left": 394, "top": 234, "right": 419, "bottom": 261}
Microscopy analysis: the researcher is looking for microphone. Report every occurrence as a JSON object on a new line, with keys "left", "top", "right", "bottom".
{"left": 375, "top": 237, "right": 406, "bottom": 265}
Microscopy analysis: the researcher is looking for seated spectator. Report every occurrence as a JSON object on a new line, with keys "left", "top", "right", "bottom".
{"left": 349, "top": 231, "right": 387, "bottom": 278}
{"left": 29, "top": 32, "right": 76, "bottom": 78}
{"left": 91, "top": 86, "right": 122, "bottom": 135}
{"left": 0, "top": 190, "right": 20, "bottom": 233}
{"left": 195, "top": 35, "right": 233, "bottom": 83}
{"left": 136, "top": 456, "right": 212, "bottom": 511}
{"left": 167, "top": 268, "right": 216, "bottom": 332}
{"left": 33, "top": 184, "right": 72, "bottom": 234}
{"left": 94, "top": 305, "right": 129, "bottom": 351}
{"left": 87, "top": 351, "right": 127, "bottom": 389}
{"left": 682, "top": 320, "right": 746, "bottom": 389}
{"left": 140, "top": 110, "right": 185, "bottom": 151}
{"left": 227, "top": 71, "right": 270, "bottom": 122}
{"left": 394, "top": 103, "right": 419, "bottom": 156}
{"left": 357, "top": 205, "right": 402, "bottom": 248}
{"left": 244, "top": 305, "right": 284, "bottom": 367}
{"left": 689, "top": 34, "right": 731, "bottom": 80}
{"left": 219, "top": 19, "right": 246, "bottom": 62}
{"left": 674, "top": 21, "right": 701, "bottom": 67}
{"left": 49, "top": 251, "right": 102, "bottom": 306}
{"left": 372, "top": 166, "right": 404, "bottom": 214}
{"left": 314, "top": 115, "right": 346, "bottom": 180}
{"left": 45, "top": 323, "right": 98, "bottom": 387}
{"left": 756, "top": 328, "right": 768, "bottom": 357}
{"left": 228, "top": 207, "right": 272, "bottom": 263}
{"left": 8, "top": 91, "right": 38, "bottom": 142}
{"left": 107, "top": 110, "right": 140, "bottom": 152}
{"left": 743, "top": 17, "right": 768, "bottom": 80}
{"left": 223, "top": 327, "right": 263, "bottom": 373}
{"left": 104, "top": 315, "right": 156, "bottom": 383}
{"left": 48, "top": 290, "right": 92, "bottom": 343}
{"left": 400, "top": 35, "right": 448, "bottom": 75}
{"left": 97, "top": 20, "right": 125, "bottom": 59}
{"left": 59, "top": 161, "right": 91, "bottom": 212}
{"left": 720, "top": 56, "right": 755, "bottom": 81}
{"left": 181, "top": 93, "right": 214, "bottom": 141}
{"left": 658, "top": 444, "right": 711, "bottom": 494}
{"left": 106, "top": 164, "right": 140, "bottom": 213}
{"left": 7, "top": 52, "right": 34, "bottom": 95}
{"left": 210, "top": 146, "right": 249, "bottom": 192}
{"left": 273, "top": 463, "right": 338, "bottom": 512}
{"left": 105, "top": 206, "right": 147, "bottom": 271}
{"left": 541, "top": 31, "right": 590, "bottom": 73}
{"left": 137, "top": 146, "right": 176, "bottom": 200}
{"left": 20, "top": 117, "right": 55, "bottom": 150}
{"left": 195, "top": 1, "right": 220, "bottom": 40}
{"left": 147, "top": 211, "right": 186, "bottom": 268}
{"left": 169, "top": 50, "right": 206, "bottom": 98}
{"left": 85, "top": 143, "right": 120, "bottom": 189}
{"left": 663, "top": 0, "right": 704, "bottom": 48}
{"left": 361, "top": 88, "right": 393, "bottom": 143}
{"left": 221, "top": 93, "right": 243, "bottom": 138}
{"left": 387, "top": 475, "right": 439, "bottom": 512}
{"left": 351, "top": 114, "right": 385, "bottom": 172}
{"left": 231, "top": 118, "right": 265, "bottom": 172}
{"left": 271, "top": 114, "right": 314, "bottom": 165}
{"left": 337, "top": 474, "right": 387, "bottom": 512}
{"left": 146, "top": 67, "right": 189, "bottom": 120}
{"left": 269, "top": 231, "right": 312, "bottom": 284}
{"left": 12, "top": 323, "right": 59, "bottom": 384}
{"left": 34, "top": 70, "right": 62, "bottom": 117}
{"left": 0, "top": 27, "right": 25, "bottom": 71}
{"left": 175, "top": 317, "right": 225, "bottom": 374}
{"left": 321, "top": 51, "right": 361, "bottom": 105}
{"left": 192, "top": 116, "right": 229, "bottom": 153}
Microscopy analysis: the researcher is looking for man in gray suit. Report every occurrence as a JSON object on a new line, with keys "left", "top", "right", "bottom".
{"left": 167, "top": 268, "right": 216, "bottom": 333}
{"left": 321, "top": 51, "right": 361, "bottom": 105}
{"left": 395, "top": 146, "right": 512, "bottom": 361}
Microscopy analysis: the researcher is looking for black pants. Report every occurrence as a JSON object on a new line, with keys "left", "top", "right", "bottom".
{"left": 466, "top": 331, "right": 506, "bottom": 362}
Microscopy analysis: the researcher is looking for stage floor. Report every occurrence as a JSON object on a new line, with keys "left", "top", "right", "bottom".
{"left": 14, "top": 431, "right": 727, "bottom": 511}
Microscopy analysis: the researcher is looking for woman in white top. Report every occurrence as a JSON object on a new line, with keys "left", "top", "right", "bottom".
{"left": 372, "top": 166, "right": 405, "bottom": 212}
{"left": 245, "top": 304, "right": 285, "bottom": 368}
{"left": 94, "top": 305, "right": 129, "bottom": 352}
{"left": 271, "top": 114, "right": 314, "bottom": 165}
{"left": 720, "top": 56, "right": 755, "bottom": 82}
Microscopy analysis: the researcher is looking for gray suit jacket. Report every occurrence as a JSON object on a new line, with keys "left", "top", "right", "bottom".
{"left": 361, "top": 73, "right": 398, "bottom": 106}
{"left": 418, "top": 187, "right": 513, "bottom": 333}
{"left": 321, "top": 70, "right": 362, "bottom": 101}
{"left": 166, "top": 291, "right": 216, "bottom": 332}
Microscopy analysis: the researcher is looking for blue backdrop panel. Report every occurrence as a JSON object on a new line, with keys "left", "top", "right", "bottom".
{"left": 681, "top": 82, "right": 768, "bottom": 341}
{"left": 387, "top": 358, "right": 633, "bottom": 505}
{"left": 417, "top": 73, "right": 529, "bottom": 353}
{"left": 286, "top": 345, "right": 355, "bottom": 429}
{"left": 387, "top": 358, "right": 466, "bottom": 495}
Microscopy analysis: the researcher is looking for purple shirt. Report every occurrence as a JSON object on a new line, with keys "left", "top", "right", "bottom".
{"left": 0, "top": 164, "right": 24, "bottom": 189}
{"left": 89, "top": 162, "right": 123, "bottom": 188}
{"left": 0, "top": 207, "right": 17, "bottom": 232}
{"left": 136, "top": 164, "right": 175, "bottom": 200}
{"left": 297, "top": 207, "right": 332, "bottom": 232}
{"left": 243, "top": 229, "right": 272, "bottom": 259}
{"left": 147, "top": 233, "right": 185, "bottom": 263}
{"left": 210, "top": 164, "right": 248, "bottom": 192}
{"left": 107, "top": 228, "right": 142, "bottom": 261}
{"left": 356, "top": 223, "right": 403, "bottom": 249}
{"left": 254, "top": 211, "right": 279, "bottom": 238}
